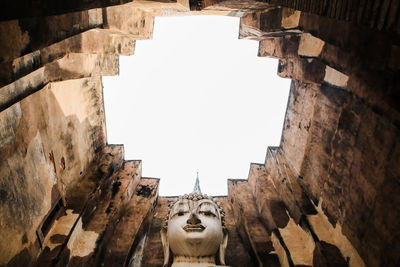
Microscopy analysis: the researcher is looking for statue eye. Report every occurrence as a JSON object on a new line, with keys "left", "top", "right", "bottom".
{"left": 200, "top": 211, "right": 216, "bottom": 217}
{"left": 177, "top": 211, "right": 185, "bottom": 216}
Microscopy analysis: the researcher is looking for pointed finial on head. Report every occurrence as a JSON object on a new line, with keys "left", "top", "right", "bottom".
{"left": 192, "top": 172, "right": 202, "bottom": 194}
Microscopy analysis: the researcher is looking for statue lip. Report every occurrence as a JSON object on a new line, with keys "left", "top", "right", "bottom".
{"left": 183, "top": 224, "right": 205, "bottom": 232}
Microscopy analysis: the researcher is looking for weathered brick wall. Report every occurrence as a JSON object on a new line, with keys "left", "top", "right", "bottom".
{"left": 260, "top": 0, "right": 400, "bottom": 33}
{"left": 0, "top": 77, "right": 107, "bottom": 266}
{"left": 0, "top": 0, "right": 177, "bottom": 21}
{"left": 199, "top": 0, "right": 400, "bottom": 33}
{"left": 238, "top": 78, "right": 399, "bottom": 267}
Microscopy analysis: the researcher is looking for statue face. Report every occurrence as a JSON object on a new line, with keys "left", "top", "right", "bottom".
{"left": 167, "top": 198, "right": 224, "bottom": 257}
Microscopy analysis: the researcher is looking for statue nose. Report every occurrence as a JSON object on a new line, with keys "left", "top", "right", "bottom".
{"left": 186, "top": 211, "right": 201, "bottom": 225}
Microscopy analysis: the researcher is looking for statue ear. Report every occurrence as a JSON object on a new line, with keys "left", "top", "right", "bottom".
{"left": 160, "top": 228, "right": 170, "bottom": 267}
{"left": 218, "top": 227, "right": 228, "bottom": 265}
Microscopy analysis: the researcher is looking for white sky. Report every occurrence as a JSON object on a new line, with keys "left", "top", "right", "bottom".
{"left": 102, "top": 16, "right": 291, "bottom": 196}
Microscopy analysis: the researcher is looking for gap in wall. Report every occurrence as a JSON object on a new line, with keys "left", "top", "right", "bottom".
{"left": 102, "top": 15, "right": 291, "bottom": 196}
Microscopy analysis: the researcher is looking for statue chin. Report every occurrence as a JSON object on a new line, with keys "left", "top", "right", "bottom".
{"left": 161, "top": 195, "right": 228, "bottom": 267}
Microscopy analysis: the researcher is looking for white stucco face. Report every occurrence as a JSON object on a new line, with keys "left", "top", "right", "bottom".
{"left": 167, "top": 199, "right": 224, "bottom": 257}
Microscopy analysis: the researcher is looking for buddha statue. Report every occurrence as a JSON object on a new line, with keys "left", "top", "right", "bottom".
{"left": 161, "top": 175, "right": 228, "bottom": 267}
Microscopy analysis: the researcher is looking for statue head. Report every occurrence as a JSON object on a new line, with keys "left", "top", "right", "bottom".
{"left": 161, "top": 193, "right": 228, "bottom": 266}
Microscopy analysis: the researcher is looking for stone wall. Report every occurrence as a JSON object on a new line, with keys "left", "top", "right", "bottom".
{"left": 0, "top": 77, "right": 106, "bottom": 266}
{"left": 199, "top": 0, "right": 400, "bottom": 34}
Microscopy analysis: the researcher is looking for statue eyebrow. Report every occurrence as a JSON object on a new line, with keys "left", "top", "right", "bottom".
{"left": 197, "top": 202, "right": 216, "bottom": 210}
{"left": 199, "top": 200, "right": 214, "bottom": 205}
